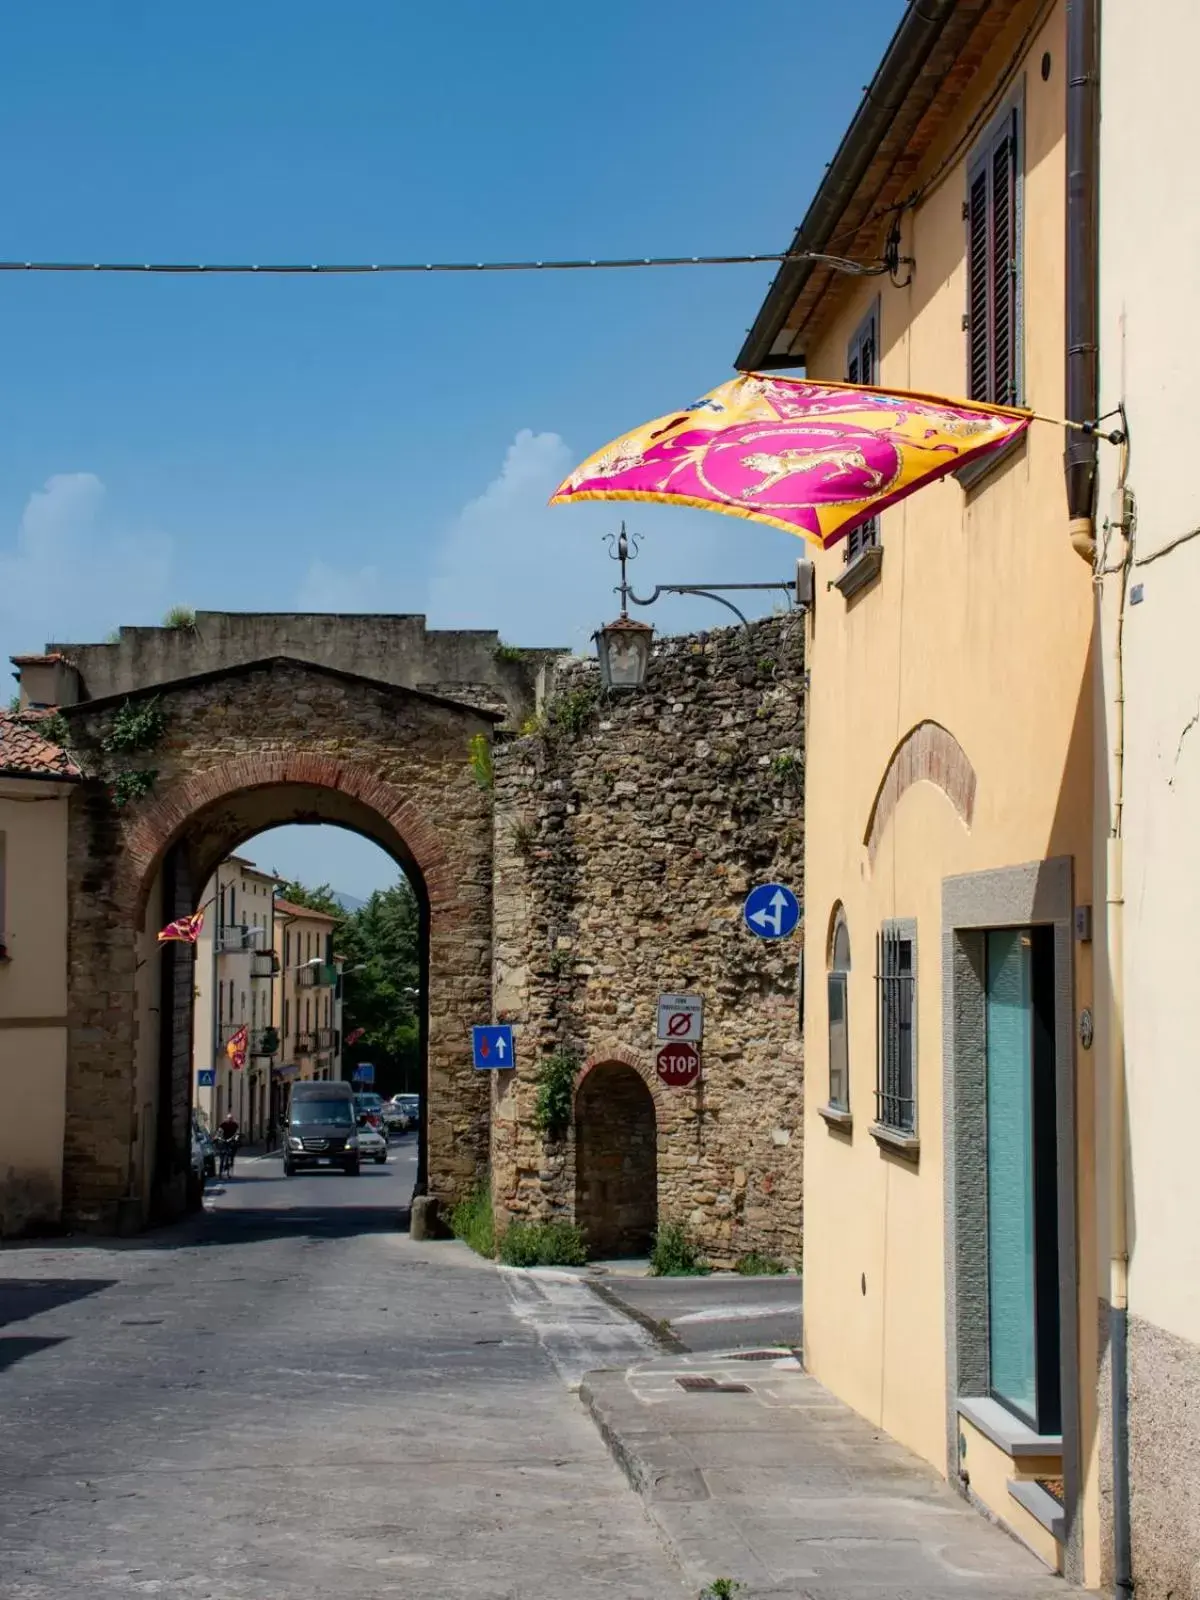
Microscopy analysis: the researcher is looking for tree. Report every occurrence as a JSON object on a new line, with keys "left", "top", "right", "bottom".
{"left": 275, "top": 876, "right": 421, "bottom": 1096}
{"left": 276, "top": 880, "right": 343, "bottom": 919}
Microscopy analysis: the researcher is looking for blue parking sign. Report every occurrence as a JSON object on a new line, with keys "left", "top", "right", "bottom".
{"left": 472, "top": 1025, "right": 515, "bottom": 1070}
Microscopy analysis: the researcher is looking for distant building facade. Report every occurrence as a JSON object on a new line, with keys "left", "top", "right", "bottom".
{"left": 192, "top": 855, "right": 281, "bottom": 1140}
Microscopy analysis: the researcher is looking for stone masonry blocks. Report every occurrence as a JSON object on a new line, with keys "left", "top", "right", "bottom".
{"left": 490, "top": 617, "right": 806, "bottom": 1267}
{"left": 64, "top": 658, "right": 494, "bottom": 1230}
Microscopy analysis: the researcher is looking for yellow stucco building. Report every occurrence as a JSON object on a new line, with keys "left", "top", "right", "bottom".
{"left": 0, "top": 692, "right": 79, "bottom": 1236}
{"left": 739, "top": 0, "right": 1103, "bottom": 1583}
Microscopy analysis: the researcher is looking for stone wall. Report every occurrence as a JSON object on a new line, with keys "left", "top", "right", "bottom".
{"left": 43, "top": 612, "right": 564, "bottom": 728}
{"left": 62, "top": 658, "right": 496, "bottom": 1230}
{"left": 491, "top": 615, "right": 806, "bottom": 1267}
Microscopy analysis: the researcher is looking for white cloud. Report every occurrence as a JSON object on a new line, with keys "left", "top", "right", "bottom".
{"left": 0, "top": 473, "right": 172, "bottom": 660}
{"left": 423, "top": 428, "right": 799, "bottom": 651}
{"left": 295, "top": 558, "right": 383, "bottom": 613}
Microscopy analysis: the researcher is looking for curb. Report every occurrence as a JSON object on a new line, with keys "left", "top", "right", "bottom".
{"left": 585, "top": 1278, "right": 687, "bottom": 1355}
{"left": 579, "top": 1369, "right": 708, "bottom": 1503}
{"left": 580, "top": 1363, "right": 779, "bottom": 1593}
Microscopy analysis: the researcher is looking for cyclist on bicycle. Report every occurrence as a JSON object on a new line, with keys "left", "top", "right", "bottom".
{"left": 216, "top": 1113, "right": 240, "bottom": 1176}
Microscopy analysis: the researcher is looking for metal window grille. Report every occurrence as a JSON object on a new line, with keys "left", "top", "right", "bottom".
{"left": 875, "top": 926, "right": 915, "bottom": 1132}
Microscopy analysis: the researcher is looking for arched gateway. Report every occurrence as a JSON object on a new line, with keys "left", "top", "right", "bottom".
{"left": 46, "top": 615, "right": 557, "bottom": 1233}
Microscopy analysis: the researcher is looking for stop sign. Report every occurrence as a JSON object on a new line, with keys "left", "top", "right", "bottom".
{"left": 656, "top": 1040, "right": 700, "bottom": 1089}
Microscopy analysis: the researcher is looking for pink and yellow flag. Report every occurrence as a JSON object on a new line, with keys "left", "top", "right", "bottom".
{"left": 158, "top": 909, "right": 205, "bottom": 945}
{"left": 550, "top": 373, "right": 1030, "bottom": 550}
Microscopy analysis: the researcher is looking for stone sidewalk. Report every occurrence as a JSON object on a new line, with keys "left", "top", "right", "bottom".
{"left": 581, "top": 1351, "right": 1076, "bottom": 1599}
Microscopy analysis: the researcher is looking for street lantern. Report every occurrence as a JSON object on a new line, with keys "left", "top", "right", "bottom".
{"left": 595, "top": 522, "right": 804, "bottom": 690}
{"left": 594, "top": 614, "right": 653, "bottom": 691}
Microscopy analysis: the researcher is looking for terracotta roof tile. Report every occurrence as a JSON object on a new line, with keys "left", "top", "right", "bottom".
{"left": 0, "top": 710, "right": 81, "bottom": 780}
{"left": 272, "top": 897, "right": 339, "bottom": 922}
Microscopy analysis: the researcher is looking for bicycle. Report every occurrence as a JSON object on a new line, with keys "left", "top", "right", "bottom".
{"left": 215, "top": 1135, "right": 238, "bottom": 1178}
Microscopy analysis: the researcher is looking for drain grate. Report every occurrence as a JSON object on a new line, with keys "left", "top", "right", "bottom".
{"left": 727, "top": 1348, "right": 792, "bottom": 1361}
{"left": 676, "top": 1376, "right": 752, "bottom": 1393}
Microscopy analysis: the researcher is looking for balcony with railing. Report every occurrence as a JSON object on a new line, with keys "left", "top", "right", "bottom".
{"left": 251, "top": 1027, "right": 279, "bottom": 1057}
{"left": 250, "top": 951, "right": 280, "bottom": 979}
{"left": 314, "top": 1027, "right": 336, "bottom": 1052}
{"left": 216, "top": 924, "right": 266, "bottom": 955}
{"left": 294, "top": 1032, "right": 315, "bottom": 1055}
{"left": 296, "top": 962, "right": 337, "bottom": 988}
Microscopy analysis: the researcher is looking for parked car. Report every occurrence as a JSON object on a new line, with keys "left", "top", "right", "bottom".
{"left": 189, "top": 1125, "right": 207, "bottom": 1203}
{"left": 194, "top": 1123, "right": 217, "bottom": 1177}
{"left": 284, "top": 1081, "right": 360, "bottom": 1176}
{"left": 355, "top": 1122, "right": 388, "bottom": 1164}
{"left": 390, "top": 1094, "right": 420, "bottom": 1133}
{"left": 353, "top": 1092, "right": 385, "bottom": 1130}
{"left": 380, "top": 1100, "right": 407, "bottom": 1133}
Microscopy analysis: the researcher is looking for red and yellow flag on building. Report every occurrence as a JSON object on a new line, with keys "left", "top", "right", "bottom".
{"left": 225, "top": 1025, "right": 249, "bottom": 1072}
{"left": 551, "top": 373, "right": 1030, "bottom": 550}
{"left": 157, "top": 909, "right": 205, "bottom": 945}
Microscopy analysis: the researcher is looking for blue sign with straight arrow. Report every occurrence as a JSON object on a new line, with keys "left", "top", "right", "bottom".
{"left": 743, "top": 882, "right": 801, "bottom": 940}
{"left": 472, "top": 1025, "right": 515, "bottom": 1070}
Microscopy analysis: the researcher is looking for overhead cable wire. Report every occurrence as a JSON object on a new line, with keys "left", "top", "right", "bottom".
{"left": 0, "top": 248, "right": 886, "bottom": 278}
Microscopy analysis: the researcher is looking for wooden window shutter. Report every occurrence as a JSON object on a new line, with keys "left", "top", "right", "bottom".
{"left": 967, "top": 165, "right": 991, "bottom": 401}
{"left": 991, "top": 114, "right": 1018, "bottom": 405}
{"left": 845, "top": 308, "right": 880, "bottom": 561}
{"left": 967, "top": 108, "right": 1020, "bottom": 405}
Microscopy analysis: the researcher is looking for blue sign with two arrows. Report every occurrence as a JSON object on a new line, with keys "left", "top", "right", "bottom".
{"left": 472, "top": 1025, "right": 515, "bottom": 1070}
{"left": 743, "top": 882, "right": 801, "bottom": 940}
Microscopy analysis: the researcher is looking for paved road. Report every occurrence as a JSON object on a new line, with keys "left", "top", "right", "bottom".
{"left": 0, "top": 1158, "right": 685, "bottom": 1600}
{"left": 213, "top": 1126, "right": 420, "bottom": 1220}
{"left": 595, "top": 1270, "right": 803, "bottom": 1354}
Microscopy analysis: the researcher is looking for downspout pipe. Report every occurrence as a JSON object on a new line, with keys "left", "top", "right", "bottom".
{"left": 1067, "top": 0, "right": 1136, "bottom": 1584}
{"left": 1065, "top": 0, "right": 1101, "bottom": 562}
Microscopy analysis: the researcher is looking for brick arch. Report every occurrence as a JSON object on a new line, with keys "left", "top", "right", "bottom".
{"left": 863, "top": 720, "right": 976, "bottom": 865}
{"left": 574, "top": 1038, "right": 664, "bottom": 1114}
{"left": 120, "top": 751, "right": 452, "bottom": 927}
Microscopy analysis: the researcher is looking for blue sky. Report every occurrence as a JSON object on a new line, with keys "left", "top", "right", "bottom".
{"left": 0, "top": 0, "right": 902, "bottom": 898}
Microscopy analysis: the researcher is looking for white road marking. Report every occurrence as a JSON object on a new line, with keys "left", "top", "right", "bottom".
{"left": 501, "top": 1268, "right": 657, "bottom": 1390}
{"left": 671, "top": 1302, "right": 801, "bottom": 1325}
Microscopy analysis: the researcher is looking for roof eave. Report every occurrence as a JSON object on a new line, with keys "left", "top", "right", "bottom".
{"left": 735, "top": 0, "right": 962, "bottom": 372}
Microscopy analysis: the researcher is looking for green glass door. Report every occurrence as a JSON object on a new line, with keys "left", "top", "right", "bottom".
{"left": 985, "top": 927, "right": 1060, "bottom": 1433}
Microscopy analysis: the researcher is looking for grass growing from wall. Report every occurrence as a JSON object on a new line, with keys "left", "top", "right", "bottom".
{"left": 649, "top": 1221, "right": 709, "bottom": 1277}
{"left": 498, "top": 1219, "right": 588, "bottom": 1267}
{"left": 735, "top": 1252, "right": 787, "bottom": 1276}
{"left": 449, "top": 1181, "right": 495, "bottom": 1259}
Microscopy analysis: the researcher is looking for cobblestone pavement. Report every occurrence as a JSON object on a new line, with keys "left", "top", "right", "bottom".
{"left": 0, "top": 1165, "right": 686, "bottom": 1600}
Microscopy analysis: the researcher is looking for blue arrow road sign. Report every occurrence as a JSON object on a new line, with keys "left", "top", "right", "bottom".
{"left": 197, "top": 1069, "right": 215, "bottom": 1088}
{"left": 744, "top": 882, "right": 801, "bottom": 940}
{"left": 472, "top": 1025, "right": 515, "bottom": 1070}
{"left": 352, "top": 1062, "right": 375, "bottom": 1084}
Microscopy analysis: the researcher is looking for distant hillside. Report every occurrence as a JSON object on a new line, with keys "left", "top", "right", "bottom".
{"left": 332, "top": 891, "right": 367, "bottom": 914}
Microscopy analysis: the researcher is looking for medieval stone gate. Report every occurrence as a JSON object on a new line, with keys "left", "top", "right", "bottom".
{"left": 46, "top": 613, "right": 556, "bottom": 1232}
